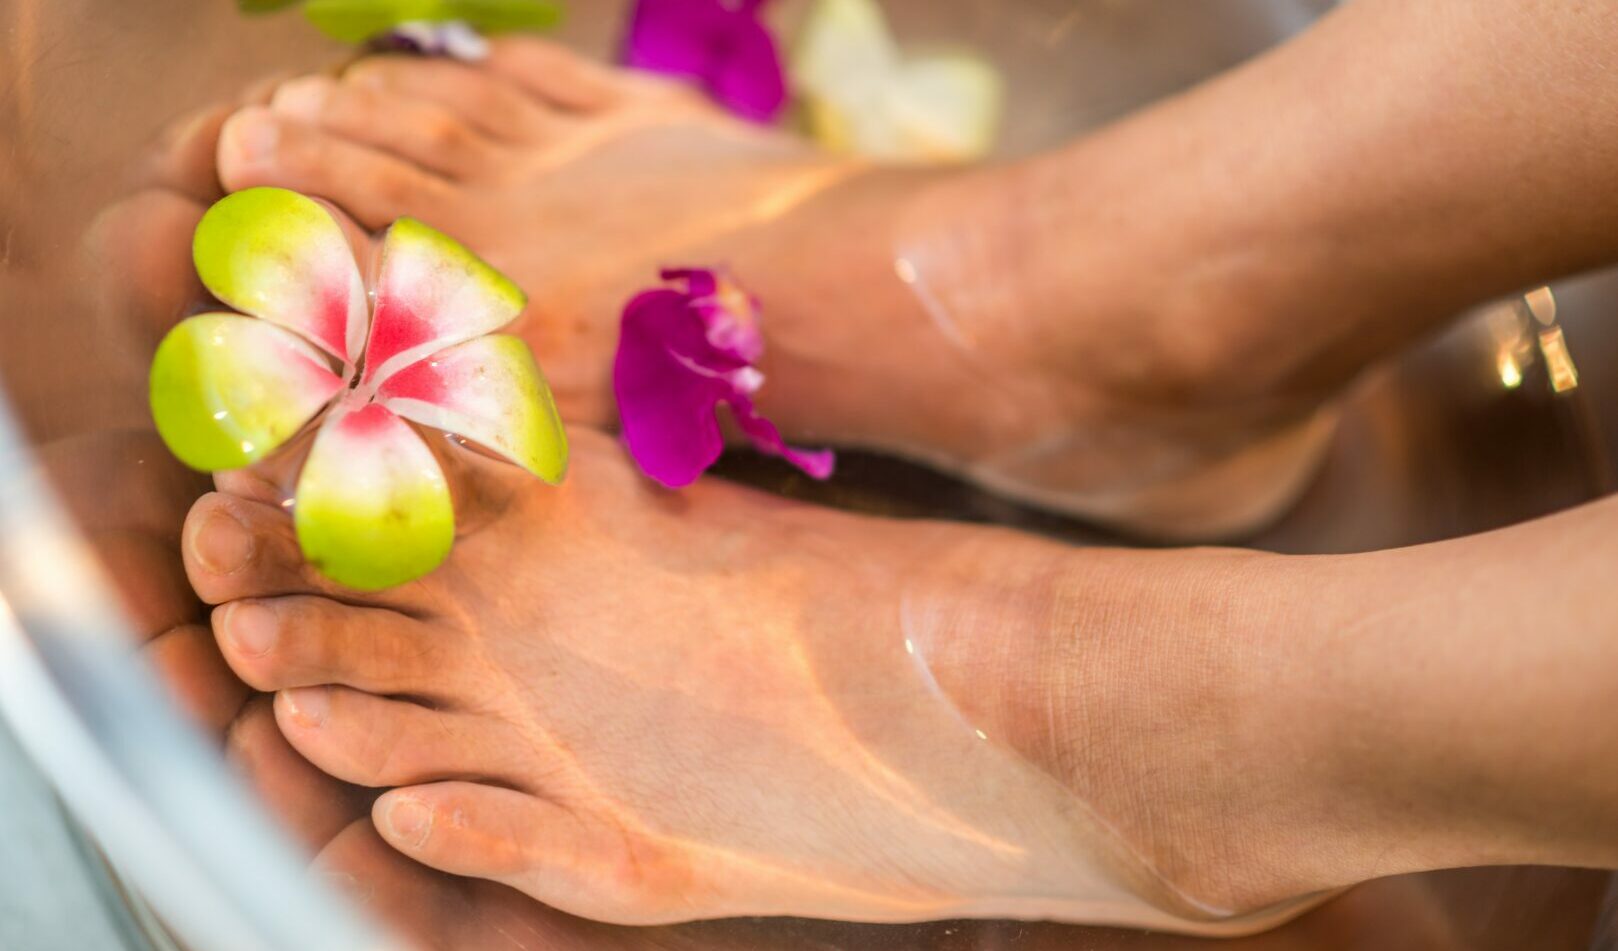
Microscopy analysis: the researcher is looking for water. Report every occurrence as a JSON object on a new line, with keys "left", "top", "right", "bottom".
{"left": 0, "top": 1, "right": 1612, "bottom": 948}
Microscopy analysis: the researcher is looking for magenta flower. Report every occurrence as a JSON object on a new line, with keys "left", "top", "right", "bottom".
{"left": 623, "top": 0, "right": 787, "bottom": 122}
{"left": 614, "top": 268, "right": 833, "bottom": 487}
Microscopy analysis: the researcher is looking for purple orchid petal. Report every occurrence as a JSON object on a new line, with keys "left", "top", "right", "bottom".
{"left": 613, "top": 269, "right": 834, "bottom": 487}
{"left": 729, "top": 394, "right": 836, "bottom": 479}
{"left": 372, "top": 20, "right": 491, "bottom": 61}
{"left": 623, "top": 0, "right": 787, "bottom": 123}
{"left": 661, "top": 267, "right": 765, "bottom": 363}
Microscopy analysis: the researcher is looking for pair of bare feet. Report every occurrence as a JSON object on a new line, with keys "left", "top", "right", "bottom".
{"left": 151, "top": 36, "right": 1394, "bottom": 937}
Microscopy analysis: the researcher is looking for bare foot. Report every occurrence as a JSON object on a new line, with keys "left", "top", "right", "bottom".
{"left": 179, "top": 428, "right": 1422, "bottom": 935}
{"left": 212, "top": 41, "right": 1333, "bottom": 541}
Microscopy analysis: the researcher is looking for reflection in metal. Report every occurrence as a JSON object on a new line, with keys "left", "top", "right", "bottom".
{"left": 0, "top": 394, "right": 402, "bottom": 951}
{"left": 1497, "top": 352, "right": 1524, "bottom": 390}
{"left": 1540, "top": 326, "right": 1581, "bottom": 394}
{"left": 1526, "top": 284, "right": 1559, "bottom": 326}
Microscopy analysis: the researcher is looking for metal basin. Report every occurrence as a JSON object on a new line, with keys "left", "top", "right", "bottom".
{"left": 0, "top": 1, "right": 1611, "bottom": 948}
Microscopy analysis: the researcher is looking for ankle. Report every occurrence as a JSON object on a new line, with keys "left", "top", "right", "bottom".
{"left": 895, "top": 534, "right": 1410, "bottom": 913}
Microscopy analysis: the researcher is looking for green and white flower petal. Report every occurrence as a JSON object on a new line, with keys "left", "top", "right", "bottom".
{"left": 880, "top": 55, "right": 1003, "bottom": 162}
{"left": 294, "top": 401, "right": 454, "bottom": 591}
{"left": 378, "top": 335, "right": 568, "bottom": 484}
{"left": 792, "top": 0, "right": 1002, "bottom": 162}
{"left": 193, "top": 187, "right": 368, "bottom": 364}
{"left": 361, "top": 217, "right": 528, "bottom": 387}
{"left": 792, "top": 0, "right": 895, "bottom": 92}
{"left": 149, "top": 313, "right": 344, "bottom": 471}
{"left": 303, "top": 0, "right": 563, "bottom": 44}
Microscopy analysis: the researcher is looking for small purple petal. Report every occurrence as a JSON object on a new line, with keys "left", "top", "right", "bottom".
{"left": 373, "top": 21, "right": 490, "bottom": 61}
{"left": 730, "top": 394, "right": 836, "bottom": 479}
{"left": 613, "top": 269, "right": 834, "bottom": 487}
{"left": 623, "top": 0, "right": 787, "bottom": 123}
{"left": 706, "top": 15, "right": 788, "bottom": 122}
{"left": 614, "top": 289, "right": 730, "bottom": 487}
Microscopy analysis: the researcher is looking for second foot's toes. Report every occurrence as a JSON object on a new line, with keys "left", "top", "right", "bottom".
{"left": 145, "top": 623, "right": 249, "bottom": 737}
{"left": 226, "top": 695, "right": 369, "bottom": 851}
{"left": 344, "top": 57, "right": 574, "bottom": 145}
{"left": 484, "top": 37, "right": 627, "bottom": 113}
{"left": 274, "top": 686, "right": 527, "bottom": 789}
{"left": 270, "top": 75, "right": 507, "bottom": 181}
{"left": 212, "top": 595, "right": 462, "bottom": 698}
{"left": 217, "top": 106, "right": 453, "bottom": 229}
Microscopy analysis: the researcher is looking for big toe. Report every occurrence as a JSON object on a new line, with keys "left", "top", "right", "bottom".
{"left": 182, "top": 492, "right": 417, "bottom": 608}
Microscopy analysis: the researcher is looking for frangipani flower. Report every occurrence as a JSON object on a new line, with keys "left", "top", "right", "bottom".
{"left": 150, "top": 187, "right": 567, "bottom": 590}
{"left": 624, "top": 0, "right": 788, "bottom": 122}
{"left": 613, "top": 268, "right": 832, "bottom": 487}
{"left": 792, "top": 0, "right": 1003, "bottom": 161}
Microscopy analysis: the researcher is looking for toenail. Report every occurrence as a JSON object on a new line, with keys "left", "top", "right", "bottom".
{"left": 228, "top": 112, "right": 280, "bottom": 161}
{"left": 385, "top": 797, "right": 434, "bottom": 848}
{"left": 281, "top": 687, "right": 329, "bottom": 728}
{"left": 225, "top": 602, "right": 278, "bottom": 657}
{"left": 314, "top": 871, "right": 373, "bottom": 907}
{"left": 193, "top": 508, "right": 255, "bottom": 575}
{"left": 272, "top": 78, "right": 332, "bottom": 123}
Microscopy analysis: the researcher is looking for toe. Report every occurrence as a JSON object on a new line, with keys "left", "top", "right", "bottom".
{"left": 92, "top": 529, "right": 197, "bottom": 643}
{"left": 485, "top": 38, "right": 624, "bottom": 113}
{"left": 271, "top": 76, "right": 505, "bottom": 181}
{"left": 183, "top": 492, "right": 421, "bottom": 608}
{"left": 145, "top": 623, "right": 249, "bottom": 736}
{"left": 274, "top": 686, "right": 521, "bottom": 788}
{"left": 84, "top": 189, "right": 207, "bottom": 350}
{"left": 371, "top": 782, "right": 683, "bottom": 925}
{"left": 373, "top": 783, "right": 551, "bottom": 880}
{"left": 226, "top": 695, "right": 369, "bottom": 850}
{"left": 213, "top": 595, "right": 460, "bottom": 699}
{"left": 344, "top": 58, "right": 564, "bottom": 143}
{"left": 217, "top": 106, "right": 453, "bottom": 229}
{"left": 141, "top": 104, "right": 232, "bottom": 202}
{"left": 312, "top": 819, "right": 585, "bottom": 951}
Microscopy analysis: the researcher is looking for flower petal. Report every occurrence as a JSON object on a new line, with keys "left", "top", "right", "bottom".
{"left": 294, "top": 401, "right": 454, "bottom": 591}
{"left": 792, "top": 0, "right": 895, "bottom": 92}
{"left": 379, "top": 335, "right": 568, "bottom": 484}
{"left": 149, "top": 313, "right": 345, "bottom": 471}
{"left": 303, "top": 0, "right": 562, "bottom": 44}
{"left": 377, "top": 20, "right": 492, "bottom": 60}
{"left": 192, "top": 187, "right": 368, "bottom": 364}
{"left": 361, "top": 217, "right": 527, "bottom": 387}
{"left": 624, "top": 0, "right": 785, "bottom": 122}
{"left": 882, "top": 55, "right": 1004, "bottom": 161}
{"left": 625, "top": 0, "right": 719, "bottom": 77}
{"left": 730, "top": 393, "right": 836, "bottom": 480}
{"left": 613, "top": 288, "right": 731, "bottom": 488}
{"left": 613, "top": 276, "right": 833, "bottom": 487}
{"left": 792, "top": 0, "right": 1002, "bottom": 161}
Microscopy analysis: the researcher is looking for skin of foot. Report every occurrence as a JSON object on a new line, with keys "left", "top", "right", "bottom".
{"left": 181, "top": 424, "right": 1618, "bottom": 934}
{"left": 208, "top": 40, "right": 1341, "bottom": 542}
{"left": 184, "top": 428, "right": 1306, "bottom": 933}
{"left": 212, "top": 0, "right": 1618, "bottom": 541}
{"left": 193, "top": 670, "right": 1582, "bottom": 951}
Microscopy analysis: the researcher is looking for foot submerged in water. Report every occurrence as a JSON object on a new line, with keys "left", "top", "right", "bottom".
{"left": 214, "top": 38, "right": 1335, "bottom": 540}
